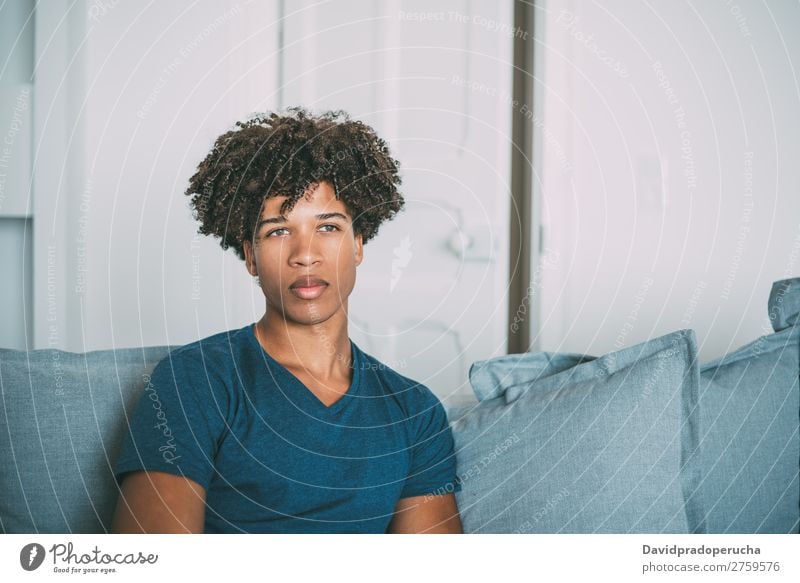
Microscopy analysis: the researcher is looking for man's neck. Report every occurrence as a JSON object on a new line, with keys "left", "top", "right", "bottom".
{"left": 255, "top": 310, "right": 352, "bottom": 380}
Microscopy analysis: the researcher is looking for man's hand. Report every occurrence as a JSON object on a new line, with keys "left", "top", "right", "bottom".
{"left": 387, "top": 493, "right": 462, "bottom": 533}
{"left": 111, "top": 470, "right": 207, "bottom": 533}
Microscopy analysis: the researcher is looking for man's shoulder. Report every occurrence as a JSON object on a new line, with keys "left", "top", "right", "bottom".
{"left": 155, "top": 324, "right": 251, "bottom": 373}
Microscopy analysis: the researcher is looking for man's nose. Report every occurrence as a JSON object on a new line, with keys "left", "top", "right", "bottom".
{"left": 288, "top": 231, "right": 322, "bottom": 266}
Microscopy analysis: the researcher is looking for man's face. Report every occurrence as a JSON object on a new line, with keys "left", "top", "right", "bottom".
{"left": 243, "top": 181, "right": 363, "bottom": 326}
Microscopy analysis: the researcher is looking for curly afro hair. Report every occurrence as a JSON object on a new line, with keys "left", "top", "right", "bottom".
{"left": 185, "top": 108, "right": 404, "bottom": 261}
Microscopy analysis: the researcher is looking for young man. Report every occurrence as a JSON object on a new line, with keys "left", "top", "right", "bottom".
{"left": 111, "top": 109, "right": 462, "bottom": 533}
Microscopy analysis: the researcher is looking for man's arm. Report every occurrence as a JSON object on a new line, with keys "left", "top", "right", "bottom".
{"left": 111, "top": 470, "right": 207, "bottom": 533}
{"left": 386, "top": 493, "right": 462, "bottom": 533}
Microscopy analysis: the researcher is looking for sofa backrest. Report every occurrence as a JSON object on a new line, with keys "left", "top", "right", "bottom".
{"left": 0, "top": 345, "right": 178, "bottom": 533}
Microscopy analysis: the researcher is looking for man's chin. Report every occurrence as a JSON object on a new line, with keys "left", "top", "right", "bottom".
{"left": 281, "top": 305, "right": 338, "bottom": 326}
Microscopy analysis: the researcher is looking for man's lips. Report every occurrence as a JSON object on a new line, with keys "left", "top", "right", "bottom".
{"left": 290, "top": 276, "right": 328, "bottom": 289}
{"left": 289, "top": 276, "right": 329, "bottom": 300}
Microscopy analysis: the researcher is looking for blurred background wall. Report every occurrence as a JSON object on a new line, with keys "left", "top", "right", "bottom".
{"left": 1, "top": 0, "right": 799, "bottom": 405}
{"left": 535, "top": 0, "right": 800, "bottom": 364}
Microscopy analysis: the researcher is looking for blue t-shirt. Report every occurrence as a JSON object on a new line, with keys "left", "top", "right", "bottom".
{"left": 113, "top": 323, "right": 460, "bottom": 533}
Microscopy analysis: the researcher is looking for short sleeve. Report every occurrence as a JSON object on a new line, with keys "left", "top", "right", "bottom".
{"left": 113, "top": 351, "right": 230, "bottom": 491}
{"left": 399, "top": 389, "right": 461, "bottom": 499}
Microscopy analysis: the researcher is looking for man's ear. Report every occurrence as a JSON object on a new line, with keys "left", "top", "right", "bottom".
{"left": 243, "top": 240, "right": 257, "bottom": 276}
{"left": 354, "top": 233, "right": 364, "bottom": 267}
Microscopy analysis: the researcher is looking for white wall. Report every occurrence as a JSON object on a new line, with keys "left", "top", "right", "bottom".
{"left": 25, "top": 0, "right": 513, "bottom": 405}
{"left": 535, "top": 0, "right": 800, "bottom": 361}
{"left": 32, "top": 0, "right": 280, "bottom": 352}
{"left": 23, "top": 0, "right": 797, "bottom": 374}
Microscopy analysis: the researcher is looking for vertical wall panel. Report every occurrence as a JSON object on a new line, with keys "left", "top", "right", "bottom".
{"left": 1, "top": 1, "right": 35, "bottom": 349}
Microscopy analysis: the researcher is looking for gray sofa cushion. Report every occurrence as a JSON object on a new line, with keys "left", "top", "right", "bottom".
{"left": 452, "top": 329, "right": 699, "bottom": 533}
{"left": 0, "top": 345, "right": 176, "bottom": 533}
{"left": 688, "top": 277, "right": 800, "bottom": 533}
{"left": 469, "top": 352, "right": 595, "bottom": 402}
{"left": 769, "top": 277, "right": 800, "bottom": 332}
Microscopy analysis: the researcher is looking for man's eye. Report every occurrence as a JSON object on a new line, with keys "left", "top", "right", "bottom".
{"left": 266, "top": 225, "right": 339, "bottom": 237}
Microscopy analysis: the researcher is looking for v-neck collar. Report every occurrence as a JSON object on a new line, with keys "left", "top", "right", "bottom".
{"left": 246, "top": 323, "right": 361, "bottom": 415}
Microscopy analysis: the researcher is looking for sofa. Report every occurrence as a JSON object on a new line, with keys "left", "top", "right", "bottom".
{"left": 1, "top": 278, "right": 798, "bottom": 534}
